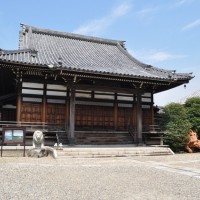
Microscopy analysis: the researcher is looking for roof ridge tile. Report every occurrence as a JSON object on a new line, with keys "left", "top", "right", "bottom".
{"left": 0, "top": 48, "right": 34, "bottom": 55}
{"left": 21, "top": 24, "right": 124, "bottom": 46}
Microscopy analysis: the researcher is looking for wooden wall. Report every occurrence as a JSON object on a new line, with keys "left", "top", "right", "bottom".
{"left": 18, "top": 82, "right": 154, "bottom": 131}
{"left": 21, "top": 103, "right": 42, "bottom": 122}
{"left": 117, "top": 107, "right": 133, "bottom": 130}
{"left": 75, "top": 104, "right": 114, "bottom": 130}
{"left": 46, "top": 104, "right": 66, "bottom": 124}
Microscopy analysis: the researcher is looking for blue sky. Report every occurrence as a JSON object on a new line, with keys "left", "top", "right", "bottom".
{"left": 0, "top": 0, "right": 199, "bottom": 106}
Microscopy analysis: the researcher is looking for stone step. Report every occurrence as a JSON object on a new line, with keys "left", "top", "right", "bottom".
{"left": 75, "top": 131, "right": 134, "bottom": 145}
{"left": 57, "top": 146, "right": 174, "bottom": 158}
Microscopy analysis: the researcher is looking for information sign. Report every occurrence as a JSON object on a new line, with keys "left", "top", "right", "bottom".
{"left": 1, "top": 127, "right": 26, "bottom": 157}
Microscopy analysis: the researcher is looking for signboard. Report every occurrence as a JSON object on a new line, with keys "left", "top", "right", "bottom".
{"left": 1, "top": 127, "right": 26, "bottom": 157}
{"left": 3, "top": 127, "right": 25, "bottom": 144}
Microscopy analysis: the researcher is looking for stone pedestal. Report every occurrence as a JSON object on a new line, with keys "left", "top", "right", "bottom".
{"left": 27, "top": 147, "right": 57, "bottom": 159}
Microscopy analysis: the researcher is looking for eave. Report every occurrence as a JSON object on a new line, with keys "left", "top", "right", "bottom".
{"left": 0, "top": 59, "right": 193, "bottom": 94}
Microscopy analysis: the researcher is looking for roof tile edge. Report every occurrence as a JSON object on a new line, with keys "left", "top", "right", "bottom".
{"left": 20, "top": 23, "right": 125, "bottom": 46}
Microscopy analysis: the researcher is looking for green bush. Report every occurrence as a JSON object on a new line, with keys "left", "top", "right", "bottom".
{"left": 161, "top": 103, "right": 191, "bottom": 152}
{"left": 185, "top": 97, "right": 200, "bottom": 134}
{"left": 164, "top": 119, "right": 191, "bottom": 152}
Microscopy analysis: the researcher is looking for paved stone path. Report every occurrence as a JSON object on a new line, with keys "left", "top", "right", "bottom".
{"left": 1, "top": 153, "right": 200, "bottom": 199}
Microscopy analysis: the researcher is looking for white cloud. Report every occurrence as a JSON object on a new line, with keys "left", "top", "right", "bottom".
{"left": 73, "top": 18, "right": 110, "bottom": 36}
{"left": 73, "top": 2, "right": 131, "bottom": 35}
{"left": 175, "top": 0, "right": 194, "bottom": 6}
{"left": 136, "top": 7, "right": 158, "bottom": 18}
{"left": 147, "top": 51, "right": 173, "bottom": 62}
{"left": 129, "top": 49, "right": 186, "bottom": 64}
{"left": 154, "top": 86, "right": 186, "bottom": 106}
{"left": 182, "top": 18, "right": 200, "bottom": 31}
{"left": 112, "top": 3, "right": 131, "bottom": 17}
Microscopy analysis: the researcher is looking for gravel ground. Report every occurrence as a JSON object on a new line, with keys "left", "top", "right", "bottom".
{"left": 1, "top": 152, "right": 200, "bottom": 200}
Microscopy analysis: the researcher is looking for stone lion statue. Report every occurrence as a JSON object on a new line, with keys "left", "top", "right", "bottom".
{"left": 32, "top": 130, "right": 44, "bottom": 148}
{"left": 185, "top": 130, "right": 200, "bottom": 153}
{"left": 28, "top": 130, "right": 57, "bottom": 159}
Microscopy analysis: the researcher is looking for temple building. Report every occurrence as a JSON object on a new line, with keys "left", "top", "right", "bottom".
{"left": 0, "top": 24, "right": 193, "bottom": 145}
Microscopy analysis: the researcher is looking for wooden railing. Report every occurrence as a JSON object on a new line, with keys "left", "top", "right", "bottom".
{"left": 0, "top": 121, "right": 68, "bottom": 146}
{"left": 128, "top": 125, "right": 135, "bottom": 142}
{"left": 143, "top": 125, "right": 165, "bottom": 145}
{"left": 0, "top": 121, "right": 66, "bottom": 131}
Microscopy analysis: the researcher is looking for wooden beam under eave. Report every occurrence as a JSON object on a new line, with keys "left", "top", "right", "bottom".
{"left": 76, "top": 84, "right": 144, "bottom": 94}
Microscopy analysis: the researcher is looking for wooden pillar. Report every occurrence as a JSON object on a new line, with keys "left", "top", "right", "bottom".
{"left": 65, "top": 89, "right": 70, "bottom": 129}
{"left": 16, "top": 82, "right": 22, "bottom": 122}
{"left": 114, "top": 93, "right": 118, "bottom": 130}
{"left": 131, "top": 94, "right": 136, "bottom": 142}
{"left": 16, "top": 95, "right": 21, "bottom": 122}
{"left": 69, "top": 87, "right": 75, "bottom": 145}
{"left": 136, "top": 93, "right": 143, "bottom": 145}
{"left": 132, "top": 94, "right": 136, "bottom": 127}
{"left": 42, "top": 84, "right": 47, "bottom": 123}
{"left": 151, "top": 92, "right": 154, "bottom": 125}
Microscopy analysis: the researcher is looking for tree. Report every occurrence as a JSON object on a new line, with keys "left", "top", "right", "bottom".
{"left": 185, "top": 97, "right": 200, "bottom": 134}
{"left": 161, "top": 103, "right": 191, "bottom": 152}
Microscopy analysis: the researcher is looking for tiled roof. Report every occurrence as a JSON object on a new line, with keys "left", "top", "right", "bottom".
{"left": 0, "top": 24, "right": 193, "bottom": 82}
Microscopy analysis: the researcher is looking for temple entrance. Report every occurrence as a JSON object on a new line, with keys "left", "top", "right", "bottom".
{"left": 74, "top": 103, "right": 135, "bottom": 145}
{"left": 1, "top": 106, "right": 16, "bottom": 121}
{"left": 0, "top": 68, "right": 16, "bottom": 122}
{"left": 75, "top": 104, "right": 114, "bottom": 130}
